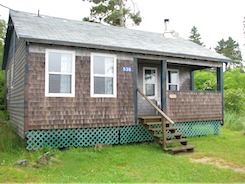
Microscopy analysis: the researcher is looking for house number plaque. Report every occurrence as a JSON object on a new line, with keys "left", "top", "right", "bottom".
{"left": 122, "top": 67, "right": 132, "bottom": 72}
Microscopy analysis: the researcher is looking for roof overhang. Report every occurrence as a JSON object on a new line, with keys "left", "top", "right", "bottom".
{"left": 22, "top": 37, "right": 232, "bottom": 64}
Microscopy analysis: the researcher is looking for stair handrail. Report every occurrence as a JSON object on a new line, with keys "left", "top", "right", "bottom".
{"left": 137, "top": 87, "right": 174, "bottom": 125}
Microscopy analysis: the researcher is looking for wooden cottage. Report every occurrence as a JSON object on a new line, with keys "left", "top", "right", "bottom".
{"left": 2, "top": 10, "right": 231, "bottom": 152}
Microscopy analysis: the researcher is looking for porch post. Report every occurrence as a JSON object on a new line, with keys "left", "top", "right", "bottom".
{"left": 190, "top": 70, "right": 195, "bottom": 91}
{"left": 133, "top": 57, "right": 138, "bottom": 124}
{"left": 217, "top": 66, "right": 224, "bottom": 124}
{"left": 160, "top": 60, "right": 167, "bottom": 113}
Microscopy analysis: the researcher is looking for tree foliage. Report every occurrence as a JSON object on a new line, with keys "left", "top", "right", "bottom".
{"left": 224, "top": 68, "right": 245, "bottom": 113}
{"left": 215, "top": 37, "right": 243, "bottom": 70}
{"left": 194, "top": 70, "right": 216, "bottom": 91}
{"left": 189, "top": 26, "right": 204, "bottom": 46}
{"left": 0, "top": 19, "right": 6, "bottom": 110}
{"left": 83, "top": 0, "right": 142, "bottom": 27}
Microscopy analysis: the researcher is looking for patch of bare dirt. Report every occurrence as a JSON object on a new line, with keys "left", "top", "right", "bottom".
{"left": 190, "top": 156, "right": 245, "bottom": 173}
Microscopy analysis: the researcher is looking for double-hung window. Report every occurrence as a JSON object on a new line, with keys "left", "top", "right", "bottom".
{"left": 167, "top": 69, "right": 179, "bottom": 91}
{"left": 143, "top": 67, "right": 157, "bottom": 99}
{"left": 45, "top": 49, "right": 75, "bottom": 97}
{"left": 91, "top": 53, "right": 117, "bottom": 97}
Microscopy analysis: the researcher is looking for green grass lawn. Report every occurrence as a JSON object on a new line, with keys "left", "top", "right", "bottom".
{"left": 0, "top": 126, "right": 244, "bottom": 183}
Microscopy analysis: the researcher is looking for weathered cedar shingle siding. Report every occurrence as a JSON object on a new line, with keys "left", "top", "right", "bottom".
{"left": 26, "top": 48, "right": 135, "bottom": 130}
{"left": 166, "top": 91, "right": 222, "bottom": 122}
{"left": 5, "top": 37, "right": 26, "bottom": 138}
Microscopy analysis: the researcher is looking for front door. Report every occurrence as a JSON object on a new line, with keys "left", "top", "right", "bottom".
{"left": 137, "top": 66, "right": 160, "bottom": 115}
{"left": 143, "top": 67, "right": 158, "bottom": 100}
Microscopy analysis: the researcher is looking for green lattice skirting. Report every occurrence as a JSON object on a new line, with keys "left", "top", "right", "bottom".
{"left": 174, "top": 120, "right": 220, "bottom": 137}
{"left": 26, "top": 120, "right": 220, "bottom": 150}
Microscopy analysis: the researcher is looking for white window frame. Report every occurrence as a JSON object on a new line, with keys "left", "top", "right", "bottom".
{"left": 91, "top": 53, "right": 117, "bottom": 98}
{"left": 167, "top": 69, "right": 179, "bottom": 91}
{"left": 143, "top": 67, "right": 157, "bottom": 99}
{"left": 45, "top": 49, "right": 75, "bottom": 97}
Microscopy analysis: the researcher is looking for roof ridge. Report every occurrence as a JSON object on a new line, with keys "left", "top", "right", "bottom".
{"left": 7, "top": 10, "right": 231, "bottom": 63}
{"left": 10, "top": 10, "right": 170, "bottom": 37}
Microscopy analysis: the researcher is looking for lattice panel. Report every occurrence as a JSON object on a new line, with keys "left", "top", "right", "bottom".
{"left": 120, "top": 124, "right": 153, "bottom": 144}
{"left": 173, "top": 120, "right": 220, "bottom": 137}
{"left": 26, "top": 121, "right": 220, "bottom": 150}
{"left": 26, "top": 127, "right": 119, "bottom": 150}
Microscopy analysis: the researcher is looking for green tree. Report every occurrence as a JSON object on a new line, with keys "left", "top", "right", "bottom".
{"left": 215, "top": 37, "right": 242, "bottom": 70}
{"left": 189, "top": 26, "right": 204, "bottom": 46}
{"left": 224, "top": 67, "right": 245, "bottom": 90}
{"left": 83, "top": 0, "right": 142, "bottom": 27}
{"left": 224, "top": 68, "right": 245, "bottom": 114}
{"left": 0, "top": 19, "right": 6, "bottom": 110}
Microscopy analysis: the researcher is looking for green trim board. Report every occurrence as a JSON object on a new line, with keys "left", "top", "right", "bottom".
{"left": 133, "top": 57, "right": 138, "bottom": 124}
{"left": 26, "top": 120, "right": 221, "bottom": 150}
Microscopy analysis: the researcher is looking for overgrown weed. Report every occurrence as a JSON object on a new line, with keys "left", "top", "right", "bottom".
{"left": 224, "top": 111, "right": 245, "bottom": 132}
{"left": 0, "top": 122, "right": 25, "bottom": 153}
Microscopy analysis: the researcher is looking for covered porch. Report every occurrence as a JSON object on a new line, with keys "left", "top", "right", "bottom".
{"left": 134, "top": 57, "right": 224, "bottom": 124}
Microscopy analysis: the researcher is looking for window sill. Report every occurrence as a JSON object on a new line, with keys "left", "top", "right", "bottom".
{"left": 91, "top": 94, "right": 117, "bottom": 98}
{"left": 45, "top": 93, "right": 75, "bottom": 97}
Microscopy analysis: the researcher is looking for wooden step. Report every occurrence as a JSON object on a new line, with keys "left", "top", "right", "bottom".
{"left": 159, "top": 138, "right": 188, "bottom": 145}
{"left": 166, "top": 132, "right": 182, "bottom": 138}
{"left": 149, "top": 127, "right": 162, "bottom": 131}
{"left": 154, "top": 132, "right": 182, "bottom": 138}
{"left": 166, "top": 138, "right": 188, "bottom": 145}
{"left": 144, "top": 122, "right": 162, "bottom": 125}
{"left": 149, "top": 127, "right": 177, "bottom": 132}
{"left": 166, "top": 127, "right": 177, "bottom": 133}
{"left": 138, "top": 115, "right": 162, "bottom": 120}
{"left": 164, "top": 145, "right": 195, "bottom": 154}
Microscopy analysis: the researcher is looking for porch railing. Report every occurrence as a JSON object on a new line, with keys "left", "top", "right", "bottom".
{"left": 137, "top": 88, "right": 174, "bottom": 149}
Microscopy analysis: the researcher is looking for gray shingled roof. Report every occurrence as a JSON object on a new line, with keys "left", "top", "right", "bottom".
{"left": 10, "top": 10, "right": 231, "bottom": 62}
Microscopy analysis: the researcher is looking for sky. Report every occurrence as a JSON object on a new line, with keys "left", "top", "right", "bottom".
{"left": 0, "top": 0, "right": 244, "bottom": 58}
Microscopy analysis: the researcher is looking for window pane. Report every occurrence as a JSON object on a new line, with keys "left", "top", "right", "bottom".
{"left": 168, "top": 71, "right": 178, "bottom": 84}
{"left": 61, "top": 54, "right": 72, "bottom": 73}
{"left": 93, "top": 56, "right": 114, "bottom": 75}
{"left": 94, "top": 56, "right": 105, "bottom": 74}
{"left": 60, "top": 75, "right": 71, "bottom": 93}
{"left": 145, "top": 84, "right": 155, "bottom": 96}
{"left": 105, "top": 58, "right": 114, "bottom": 75}
{"left": 49, "top": 74, "right": 71, "bottom": 93}
{"left": 169, "top": 85, "right": 177, "bottom": 91}
{"left": 49, "top": 53, "right": 61, "bottom": 72}
{"left": 94, "top": 77, "right": 113, "bottom": 94}
{"left": 105, "top": 77, "right": 113, "bottom": 94}
{"left": 145, "top": 69, "right": 156, "bottom": 84}
{"left": 49, "top": 52, "right": 72, "bottom": 73}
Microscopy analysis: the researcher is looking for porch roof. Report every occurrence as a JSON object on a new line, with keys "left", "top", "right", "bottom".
{"left": 6, "top": 10, "right": 231, "bottom": 63}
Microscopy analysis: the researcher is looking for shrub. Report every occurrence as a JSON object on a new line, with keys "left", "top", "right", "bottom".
{"left": 224, "top": 88, "right": 245, "bottom": 114}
